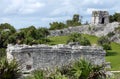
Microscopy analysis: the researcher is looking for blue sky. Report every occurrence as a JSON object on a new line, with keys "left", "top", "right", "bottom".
{"left": 0, "top": 0, "right": 120, "bottom": 29}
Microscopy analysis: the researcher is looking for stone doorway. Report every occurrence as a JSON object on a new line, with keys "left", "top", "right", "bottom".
{"left": 101, "top": 18, "right": 105, "bottom": 24}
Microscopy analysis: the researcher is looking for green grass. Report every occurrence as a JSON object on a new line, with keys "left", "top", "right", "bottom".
{"left": 48, "top": 34, "right": 98, "bottom": 45}
{"left": 106, "top": 42, "right": 120, "bottom": 70}
{"left": 48, "top": 36, "right": 69, "bottom": 45}
{"left": 82, "top": 34, "right": 99, "bottom": 44}
{"left": 48, "top": 34, "right": 120, "bottom": 70}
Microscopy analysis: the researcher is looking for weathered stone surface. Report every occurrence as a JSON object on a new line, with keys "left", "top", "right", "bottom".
{"left": 49, "top": 22, "right": 120, "bottom": 43}
{"left": 7, "top": 44, "right": 106, "bottom": 73}
{"left": 91, "top": 11, "right": 109, "bottom": 25}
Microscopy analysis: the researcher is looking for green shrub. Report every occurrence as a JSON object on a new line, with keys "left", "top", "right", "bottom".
{"left": 67, "top": 33, "right": 91, "bottom": 46}
{"left": 0, "top": 58, "right": 21, "bottom": 79}
{"left": 25, "top": 59, "right": 106, "bottom": 79}
{"left": 79, "top": 37, "right": 91, "bottom": 46}
{"left": 88, "top": 65, "right": 106, "bottom": 79}
{"left": 97, "top": 36, "right": 111, "bottom": 50}
{"left": 0, "top": 48, "right": 6, "bottom": 57}
{"left": 49, "top": 71, "right": 68, "bottom": 79}
{"left": 97, "top": 36, "right": 110, "bottom": 45}
{"left": 33, "top": 70, "right": 45, "bottom": 79}
{"left": 25, "top": 70, "right": 45, "bottom": 79}
{"left": 71, "top": 59, "right": 92, "bottom": 79}
{"left": 107, "top": 32, "right": 115, "bottom": 37}
{"left": 70, "top": 59, "right": 106, "bottom": 79}
{"left": 49, "top": 59, "right": 106, "bottom": 79}
{"left": 102, "top": 43, "right": 111, "bottom": 50}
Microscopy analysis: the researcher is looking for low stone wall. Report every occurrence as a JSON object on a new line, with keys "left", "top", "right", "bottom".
{"left": 7, "top": 44, "right": 106, "bottom": 72}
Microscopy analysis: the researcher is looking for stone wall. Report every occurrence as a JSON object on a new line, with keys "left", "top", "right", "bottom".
{"left": 49, "top": 22, "right": 119, "bottom": 37}
{"left": 7, "top": 44, "right": 106, "bottom": 72}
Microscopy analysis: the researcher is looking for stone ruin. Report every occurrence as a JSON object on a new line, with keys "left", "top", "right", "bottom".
{"left": 49, "top": 11, "right": 116, "bottom": 37}
{"left": 91, "top": 11, "right": 109, "bottom": 25}
{"left": 7, "top": 44, "right": 106, "bottom": 73}
{"left": 49, "top": 22, "right": 119, "bottom": 37}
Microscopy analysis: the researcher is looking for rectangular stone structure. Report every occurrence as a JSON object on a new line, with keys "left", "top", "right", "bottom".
{"left": 7, "top": 44, "right": 106, "bottom": 73}
{"left": 91, "top": 11, "right": 109, "bottom": 25}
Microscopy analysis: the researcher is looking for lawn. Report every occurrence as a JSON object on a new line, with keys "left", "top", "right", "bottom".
{"left": 106, "top": 42, "right": 120, "bottom": 70}
{"left": 48, "top": 36, "right": 69, "bottom": 45}
{"left": 48, "top": 34, "right": 120, "bottom": 70}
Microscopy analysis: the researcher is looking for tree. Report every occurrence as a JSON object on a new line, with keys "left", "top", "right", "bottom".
{"left": 18, "top": 26, "right": 50, "bottom": 45}
{"left": 7, "top": 35, "right": 16, "bottom": 44}
{"left": 73, "top": 14, "right": 80, "bottom": 22}
{"left": 66, "top": 14, "right": 81, "bottom": 27}
{"left": 109, "top": 13, "right": 120, "bottom": 22}
{"left": 66, "top": 20, "right": 73, "bottom": 26}
{"left": 113, "top": 13, "right": 120, "bottom": 22}
{"left": 109, "top": 15, "right": 114, "bottom": 23}
{"left": 0, "top": 23, "right": 16, "bottom": 33}
{"left": 0, "top": 31, "right": 11, "bottom": 48}
{"left": 37, "top": 27, "right": 50, "bottom": 39}
{"left": 0, "top": 23, "right": 16, "bottom": 48}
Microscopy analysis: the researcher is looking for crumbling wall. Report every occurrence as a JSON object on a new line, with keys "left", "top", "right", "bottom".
{"left": 7, "top": 44, "right": 106, "bottom": 72}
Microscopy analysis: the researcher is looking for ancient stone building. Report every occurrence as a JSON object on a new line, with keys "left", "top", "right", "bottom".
{"left": 91, "top": 11, "right": 109, "bottom": 25}
{"left": 7, "top": 44, "right": 106, "bottom": 73}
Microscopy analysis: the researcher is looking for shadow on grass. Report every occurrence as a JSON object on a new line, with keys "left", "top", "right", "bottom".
{"left": 106, "top": 51, "right": 118, "bottom": 56}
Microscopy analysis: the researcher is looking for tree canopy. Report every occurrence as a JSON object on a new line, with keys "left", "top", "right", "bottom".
{"left": 109, "top": 13, "right": 120, "bottom": 22}
{"left": 0, "top": 24, "right": 50, "bottom": 48}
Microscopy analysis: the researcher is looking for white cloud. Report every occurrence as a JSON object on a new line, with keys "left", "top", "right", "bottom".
{"left": 41, "top": 16, "right": 71, "bottom": 22}
{"left": 50, "top": 0, "right": 80, "bottom": 16}
{"left": 4, "top": 0, "right": 45, "bottom": 14}
{"left": 50, "top": 6, "right": 77, "bottom": 16}
{"left": 1, "top": 0, "right": 120, "bottom": 29}
{"left": 19, "top": 2, "right": 45, "bottom": 14}
{"left": 0, "top": 18, "right": 11, "bottom": 23}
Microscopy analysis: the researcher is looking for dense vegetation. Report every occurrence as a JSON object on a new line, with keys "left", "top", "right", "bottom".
{"left": 49, "top": 22, "right": 68, "bottom": 30}
{"left": 0, "top": 58, "right": 21, "bottom": 79}
{"left": 49, "top": 14, "right": 81, "bottom": 30}
{"left": 0, "top": 23, "right": 50, "bottom": 57}
{"left": 109, "top": 13, "right": 120, "bottom": 23}
{"left": 0, "top": 23, "right": 50, "bottom": 47}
